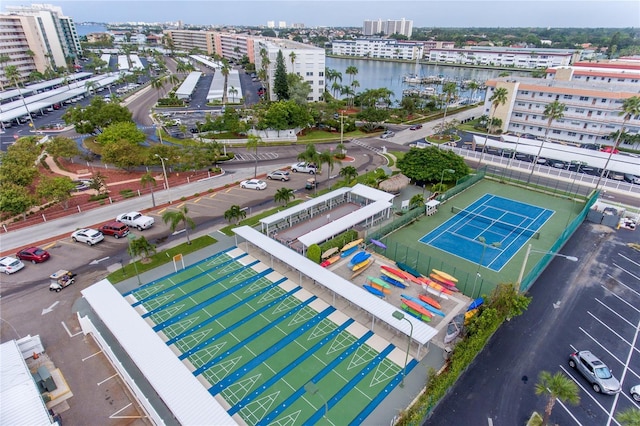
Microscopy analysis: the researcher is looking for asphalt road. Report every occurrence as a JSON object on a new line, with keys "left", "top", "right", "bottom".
{"left": 423, "top": 222, "right": 640, "bottom": 426}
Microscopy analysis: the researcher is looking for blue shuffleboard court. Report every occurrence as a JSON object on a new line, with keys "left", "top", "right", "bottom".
{"left": 420, "top": 194, "right": 554, "bottom": 271}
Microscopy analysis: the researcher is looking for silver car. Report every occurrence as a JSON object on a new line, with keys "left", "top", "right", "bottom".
{"left": 71, "top": 229, "right": 105, "bottom": 246}
{"left": 631, "top": 384, "right": 640, "bottom": 401}
{"left": 568, "top": 350, "right": 621, "bottom": 394}
{"left": 267, "top": 170, "right": 290, "bottom": 181}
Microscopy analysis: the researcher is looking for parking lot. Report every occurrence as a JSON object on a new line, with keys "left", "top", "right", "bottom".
{"left": 556, "top": 232, "right": 640, "bottom": 424}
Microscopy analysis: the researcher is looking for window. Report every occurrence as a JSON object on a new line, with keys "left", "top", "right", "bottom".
{"left": 601, "top": 98, "right": 607, "bottom": 103}
{"left": 579, "top": 96, "right": 589, "bottom": 101}
{"left": 319, "top": 71, "right": 324, "bottom": 77}
{"left": 563, "top": 94, "right": 573, "bottom": 100}
{"left": 568, "top": 132, "right": 577, "bottom": 136}
{"left": 305, "top": 71, "right": 313, "bottom": 76}
{"left": 521, "top": 90, "right": 529, "bottom": 95}
{"left": 514, "top": 113, "right": 523, "bottom": 117}
{"left": 575, "top": 109, "right": 585, "bottom": 113}
{"left": 552, "top": 130, "right": 561, "bottom": 134}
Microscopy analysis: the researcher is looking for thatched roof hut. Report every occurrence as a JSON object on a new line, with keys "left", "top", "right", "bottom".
{"left": 378, "top": 173, "right": 410, "bottom": 194}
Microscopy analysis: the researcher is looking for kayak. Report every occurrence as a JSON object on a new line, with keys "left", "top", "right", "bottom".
{"left": 366, "top": 276, "right": 390, "bottom": 289}
{"left": 429, "top": 273, "right": 459, "bottom": 291}
{"left": 396, "top": 262, "right": 424, "bottom": 279}
{"left": 418, "top": 294, "right": 442, "bottom": 310}
{"left": 340, "top": 246, "right": 358, "bottom": 258}
{"left": 401, "top": 298, "right": 433, "bottom": 319}
{"left": 341, "top": 238, "right": 364, "bottom": 252}
{"left": 381, "top": 265, "right": 412, "bottom": 281}
{"left": 321, "top": 247, "right": 339, "bottom": 259}
{"left": 320, "top": 255, "right": 340, "bottom": 268}
{"left": 363, "top": 284, "right": 385, "bottom": 298}
{"left": 369, "top": 280, "right": 391, "bottom": 294}
{"left": 380, "top": 268, "right": 405, "bottom": 283}
{"left": 432, "top": 268, "right": 458, "bottom": 283}
{"left": 468, "top": 297, "right": 484, "bottom": 311}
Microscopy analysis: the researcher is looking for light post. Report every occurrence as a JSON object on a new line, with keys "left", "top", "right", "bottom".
{"left": 472, "top": 236, "right": 501, "bottom": 297}
{"left": 126, "top": 233, "right": 142, "bottom": 286}
{"left": 517, "top": 244, "right": 578, "bottom": 290}
{"left": 155, "top": 124, "right": 164, "bottom": 145}
{"left": 154, "top": 154, "right": 170, "bottom": 190}
{"left": 304, "top": 382, "right": 328, "bottom": 419}
{"left": 508, "top": 132, "right": 521, "bottom": 168}
{"left": 340, "top": 110, "right": 344, "bottom": 145}
{"left": 392, "top": 310, "right": 413, "bottom": 387}
{"left": 439, "top": 169, "right": 455, "bottom": 191}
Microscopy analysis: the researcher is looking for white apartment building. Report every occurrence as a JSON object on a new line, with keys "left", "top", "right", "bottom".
{"left": 332, "top": 39, "right": 424, "bottom": 61}
{"left": 253, "top": 39, "right": 325, "bottom": 102}
{"left": 363, "top": 19, "right": 413, "bottom": 38}
{"left": 482, "top": 62, "right": 640, "bottom": 147}
{"left": 164, "top": 29, "right": 215, "bottom": 54}
{"left": 429, "top": 47, "right": 578, "bottom": 69}
{"left": 0, "top": 4, "right": 82, "bottom": 87}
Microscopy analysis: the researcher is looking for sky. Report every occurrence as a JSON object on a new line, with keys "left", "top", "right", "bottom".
{"left": 2, "top": 0, "right": 639, "bottom": 28}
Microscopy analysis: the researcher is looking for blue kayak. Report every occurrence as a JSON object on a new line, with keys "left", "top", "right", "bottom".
{"left": 363, "top": 284, "right": 385, "bottom": 298}
{"left": 380, "top": 274, "right": 407, "bottom": 289}
{"left": 467, "top": 297, "right": 484, "bottom": 311}
{"left": 340, "top": 246, "right": 358, "bottom": 258}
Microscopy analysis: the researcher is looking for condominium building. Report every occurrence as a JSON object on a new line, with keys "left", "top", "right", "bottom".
{"left": 363, "top": 18, "right": 413, "bottom": 38}
{"left": 482, "top": 62, "right": 640, "bottom": 147}
{"left": 332, "top": 38, "right": 424, "bottom": 61}
{"left": 164, "top": 29, "right": 215, "bottom": 54}
{"left": 253, "top": 38, "right": 325, "bottom": 102}
{"left": 429, "top": 47, "right": 578, "bottom": 69}
{"left": 0, "top": 4, "right": 82, "bottom": 87}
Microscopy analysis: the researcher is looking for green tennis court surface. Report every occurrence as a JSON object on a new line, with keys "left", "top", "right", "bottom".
{"left": 124, "top": 246, "right": 416, "bottom": 425}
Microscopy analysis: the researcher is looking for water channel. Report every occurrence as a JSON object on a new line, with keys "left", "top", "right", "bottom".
{"left": 325, "top": 56, "right": 531, "bottom": 103}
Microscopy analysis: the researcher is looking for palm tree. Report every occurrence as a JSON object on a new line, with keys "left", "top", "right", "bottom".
{"left": 528, "top": 100, "right": 565, "bottom": 183}
{"left": 339, "top": 165, "right": 358, "bottom": 184}
{"left": 274, "top": 187, "right": 295, "bottom": 206}
{"left": 84, "top": 80, "right": 98, "bottom": 96}
{"left": 595, "top": 95, "right": 640, "bottom": 189}
{"left": 140, "top": 172, "right": 157, "bottom": 207}
{"left": 224, "top": 204, "right": 246, "bottom": 224}
{"left": 318, "top": 150, "right": 335, "bottom": 184}
{"left": 478, "top": 87, "right": 509, "bottom": 164}
{"left": 162, "top": 205, "right": 196, "bottom": 245}
{"left": 221, "top": 60, "right": 230, "bottom": 105}
{"left": 289, "top": 51, "right": 296, "bottom": 74}
{"left": 439, "top": 82, "right": 458, "bottom": 137}
{"left": 534, "top": 371, "right": 580, "bottom": 426}
{"left": 0, "top": 54, "right": 11, "bottom": 91}
{"left": 229, "top": 86, "right": 238, "bottom": 103}
{"left": 616, "top": 407, "right": 640, "bottom": 426}
{"left": 467, "top": 80, "right": 480, "bottom": 103}
{"left": 345, "top": 66, "right": 358, "bottom": 85}
{"left": 246, "top": 134, "right": 261, "bottom": 178}
{"left": 297, "top": 143, "right": 320, "bottom": 166}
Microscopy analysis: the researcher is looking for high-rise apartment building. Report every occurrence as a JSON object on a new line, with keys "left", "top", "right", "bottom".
{"left": 0, "top": 4, "right": 82, "bottom": 87}
{"left": 363, "top": 18, "right": 413, "bottom": 38}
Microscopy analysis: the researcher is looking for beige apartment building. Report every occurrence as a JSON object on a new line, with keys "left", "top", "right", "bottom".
{"left": 482, "top": 61, "right": 640, "bottom": 147}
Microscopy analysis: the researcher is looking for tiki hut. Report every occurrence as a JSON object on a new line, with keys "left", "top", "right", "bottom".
{"left": 378, "top": 173, "right": 410, "bottom": 194}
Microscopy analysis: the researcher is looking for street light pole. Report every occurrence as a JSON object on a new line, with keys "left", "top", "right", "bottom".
{"left": 439, "top": 168, "right": 455, "bottom": 190}
{"left": 517, "top": 243, "right": 578, "bottom": 289}
{"left": 154, "top": 154, "right": 170, "bottom": 190}
{"left": 392, "top": 310, "right": 413, "bottom": 387}
{"left": 126, "top": 233, "right": 142, "bottom": 286}
{"left": 472, "top": 236, "right": 501, "bottom": 297}
{"left": 340, "top": 111, "right": 344, "bottom": 145}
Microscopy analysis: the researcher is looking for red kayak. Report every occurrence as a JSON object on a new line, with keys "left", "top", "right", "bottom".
{"left": 401, "top": 298, "right": 433, "bottom": 318}
{"left": 429, "top": 273, "right": 459, "bottom": 291}
{"left": 418, "top": 294, "right": 442, "bottom": 310}
{"left": 381, "top": 265, "right": 412, "bottom": 281}
{"left": 418, "top": 277, "right": 453, "bottom": 295}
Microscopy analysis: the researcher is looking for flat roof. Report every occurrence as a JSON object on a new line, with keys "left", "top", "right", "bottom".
{"left": 234, "top": 226, "right": 438, "bottom": 346}
{"left": 82, "top": 280, "right": 236, "bottom": 426}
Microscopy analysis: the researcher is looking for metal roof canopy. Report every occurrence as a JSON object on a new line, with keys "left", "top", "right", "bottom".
{"left": 190, "top": 54, "right": 222, "bottom": 70}
{"left": 82, "top": 280, "right": 236, "bottom": 425}
{"left": 297, "top": 200, "right": 392, "bottom": 247}
{"left": 473, "top": 135, "right": 640, "bottom": 175}
{"left": 234, "top": 226, "right": 437, "bottom": 346}
{"left": 175, "top": 72, "right": 202, "bottom": 99}
{"left": 0, "top": 340, "right": 53, "bottom": 426}
{"left": 261, "top": 187, "right": 351, "bottom": 226}
{"left": 0, "top": 72, "right": 93, "bottom": 102}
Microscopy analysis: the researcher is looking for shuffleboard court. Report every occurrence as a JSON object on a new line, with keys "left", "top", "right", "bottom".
{"left": 122, "top": 246, "right": 418, "bottom": 424}
{"left": 420, "top": 194, "right": 554, "bottom": 271}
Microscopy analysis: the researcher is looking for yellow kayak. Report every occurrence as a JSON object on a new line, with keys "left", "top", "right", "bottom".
{"left": 432, "top": 268, "right": 458, "bottom": 283}
{"left": 340, "top": 238, "right": 364, "bottom": 252}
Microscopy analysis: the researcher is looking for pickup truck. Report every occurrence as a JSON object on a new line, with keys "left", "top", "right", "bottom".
{"left": 116, "top": 211, "right": 155, "bottom": 231}
{"left": 291, "top": 162, "right": 318, "bottom": 174}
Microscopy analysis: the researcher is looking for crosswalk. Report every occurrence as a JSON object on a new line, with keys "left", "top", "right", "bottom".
{"left": 350, "top": 139, "right": 382, "bottom": 153}
{"left": 232, "top": 152, "right": 279, "bottom": 161}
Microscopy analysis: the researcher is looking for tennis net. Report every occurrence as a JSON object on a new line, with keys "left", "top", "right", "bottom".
{"left": 451, "top": 206, "right": 541, "bottom": 239}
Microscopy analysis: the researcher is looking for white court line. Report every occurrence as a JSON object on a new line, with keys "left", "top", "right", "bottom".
{"left": 559, "top": 364, "right": 618, "bottom": 425}
{"left": 578, "top": 327, "right": 626, "bottom": 367}
{"left": 618, "top": 253, "right": 640, "bottom": 268}
{"left": 586, "top": 311, "right": 633, "bottom": 348}
{"left": 61, "top": 321, "right": 83, "bottom": 338}
{"left": 82, "top": 351, "right": 103, "bottom": 362}
{"left": 109, "top": 403, "right": 146, "bottom": 419}
{"left": 487, "top": 418, "right": 493, "bottom": 426}
{"left": 98, "top": 373, "right": 117, "bottom": 386}
{"left": 594, "top": 298, "right": 637, "bottom": 328}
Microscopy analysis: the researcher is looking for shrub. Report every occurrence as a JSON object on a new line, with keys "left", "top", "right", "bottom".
{"left": 119, "top": 189, "right": 135, "bottom": 199}
{"left": 89, "top": 193, "right": 109, "bottom": 202}
{"left": 307, "top": 244, "right": 322, "bottom": 263}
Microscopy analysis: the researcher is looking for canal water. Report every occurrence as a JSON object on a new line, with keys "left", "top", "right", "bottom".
{"left": 325, "top": 57, "right": 530, "bottom": 102}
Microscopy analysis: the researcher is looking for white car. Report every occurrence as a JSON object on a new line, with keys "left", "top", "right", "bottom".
{"left": 632, "top": 384, "right": 640, "bottom": 401}
{"left": 116, "top": 211, "right": 155, "bottom": 230}
{"left": 267, "top": 170, "right": 290, "bottom": 181}
{"left": 240, "top": 179, "right": 267, "bottom": 190}
{"left": 0, "top": 256, "right": 25, "bottom": 274}
{"left": 71, "top": 229, "right": 105, "bottom": 246}
{"left": 290, "top": 162, "right": 317, "bottom": 174}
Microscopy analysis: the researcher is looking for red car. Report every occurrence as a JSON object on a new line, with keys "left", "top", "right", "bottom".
{"left": 99, "top": 221, "right": 130, "bottom": 239}
{"left": 16, "top": 247, "right": 50, "bottom": 264}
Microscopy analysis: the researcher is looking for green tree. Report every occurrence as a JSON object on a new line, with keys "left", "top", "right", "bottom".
{"left": 45, "top": 136, "right": 79, "bottom": 160}
{"left": 221, "top": 59, "right": 231, "bottom": 105}
{"left": 478, "top": 86, "right": 509, "bottom": 164}
{"left": 63, "top": 97, "right": 133, "bottom": 135}
{"left": 96, "top": 121, "right": 146, "bottom": 146}
{"left": 438, "top": 82, "right": 458, "bottom": 136}
{"left": 36, "top": 176, "right": 77, "bottom": 210}
{"left": 397, "top": 147, "right": 470, "bottom": 184}
{"left": 318, "top": 150, "right": 335, "bottom": 184}
{"left": 345, "top": 65, "right": 358, "bottom": 85}
{"left": 288, "top": 51, "right": 296, "bottom": 74}
{"left": 273, "top": 50, "right": 289, "bottom": 101}
{"left": 339, "top": 165, "right": 358, "bottom": 183}
{"left": 224, "top": 204, "right": 246, "bottom": 224}
{"left": 534, "top": 371, "right": 580, "bottom": 426}
{"left": 162, "top": 205, "right": 196, "bottom": 244}
{"left": 617, "top": 407, "right": 640, "bottom": 426}
{"left": 286, "top": 73, "right": 312, "bottom": 105}
{"left": 409, "top": 193, "right": 425, "bottom": 209}
{"left": 297, "top": 143, "right": 320, "bottom": 166}
{"left": 100, "top": 138, "right": 145, "bottom": 170}
{"left": 88, "top": 172, "right": 108, "bottom": 195}
{"left": 0, "top": 137, "right": 40, "bottom": 187}
{"left": 596, "top": 95, "right": 640, "bottom": 189}
{"left": 0, "top": 182, "right": 35, "bottom": 219}
{"left": 274, "top": 187, "right": 295, "bottom": 206}
{"left": 141, "top": 172, "right": 157, "bottom": 207}
{"left": 128, "top": 235, "right": 156, "bottom": 261}
{"left": 529, "top": 100, "right": 565, "bottom": 183}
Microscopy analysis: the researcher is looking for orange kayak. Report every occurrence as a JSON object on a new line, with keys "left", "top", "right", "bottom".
{"left": 418, "top": 277, "right": 453, "bottom": 295}
{"left": 429, "top": 273, "right": 458, "bottom": 290}
{"left": 418, "top": 294, "right": 442, "bottom": 310}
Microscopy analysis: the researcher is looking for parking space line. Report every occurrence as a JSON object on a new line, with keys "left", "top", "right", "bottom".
{"left": 43, "top": 241, "right": 57, "bottom": 250}
{"left": 560, "top": 364, "right": 611, "bottom": 419}
{"left": 586, "top": 311, "right": 633, "bottom": 347}
{"left": 613, "top": 262, "right": 640, "bottom": 281}
{"left": 175, "top": 202, "right": 185, "bottom": 209}
{"left": 209, "top": 193, "right": 217, "bottom": 198}
{"left": 594, "top": 299, "right": 636, "bottom": 327}
{"left": 616, "top": 255, "right": 640, "bottom": 269}
{"left": 158, "top": 207, "right": 167, "bottom": 215}
{"left": 97, "top": 373, "right": 117, "bottom": 386}
{"left": 579, "top": 327, "right": 626, "bottom": 367}
{"left": 600, "top": 283, "right": 640, "bottom": 311}
{"left": 61, "top": 320, "right": 82, "bottom": 337}
{"left": 193, "top": 197, "right": 201, "bottom": 203}
{"left": 82, "top": 351, "right": 103, "bottom": 362}
{"left": 110, "top": 403, "right": 145, "bottom": 419}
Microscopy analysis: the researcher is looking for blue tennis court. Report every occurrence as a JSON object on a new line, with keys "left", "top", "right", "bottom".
{"left": 420, "top": 194, "right": 554, "bottom": 271}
